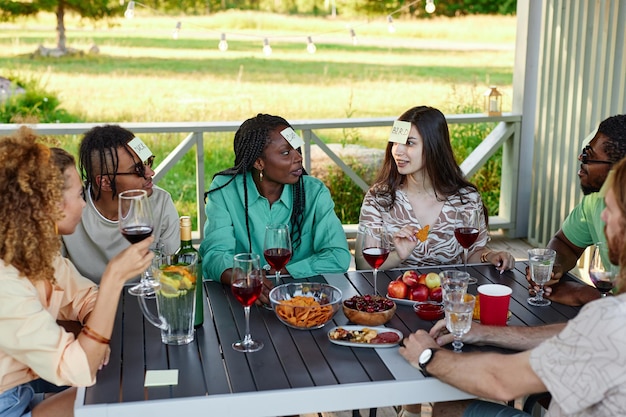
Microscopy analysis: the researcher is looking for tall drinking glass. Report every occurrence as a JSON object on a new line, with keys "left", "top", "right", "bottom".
{"left": 439, "top": 270, "right": 470, "bottom": 304}
{"left": 454, "top": 208, "right": 480, "bottom": 284}
{"left": 119, "top": 189, "right": 157, "bottom": 296}
{"left": 445, "top": 293, "right": 475, "bottom": 353}
{"left": 527, "top": 248, "right": 556, "bottom": 306}
{"left": 231, "top": 253, "right": 264, "bottom": 352}
{"left": 357, "top": 224, "right": 390, "bottom": 296}
{"left": 589, "top": 242, "right": 618, "bottom": 297}
{"left": 263, "top": 224, "right": 292, "bottom": 286}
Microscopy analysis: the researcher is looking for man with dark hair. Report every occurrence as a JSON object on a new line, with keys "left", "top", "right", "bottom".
{"left": 528, "top": 114, "right": 626, "bottom": 305}
{"left": 62, "top": 125, "right": 179, "bottom": 283}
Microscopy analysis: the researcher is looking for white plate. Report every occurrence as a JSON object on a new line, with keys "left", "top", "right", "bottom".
{"left": 386, "top": 294, "right": 418, "bottom": 307}
{"left": 327, "top": 325, "right": 403, "bottom": 348}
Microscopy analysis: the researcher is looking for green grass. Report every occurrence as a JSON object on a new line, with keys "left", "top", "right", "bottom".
{"left": 0, "top": 11, "right": 516, "bottom": 226}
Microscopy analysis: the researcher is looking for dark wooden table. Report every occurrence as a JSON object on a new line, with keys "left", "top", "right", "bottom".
{"left": 75, "top": 262, "right": 580, "bottom": 416}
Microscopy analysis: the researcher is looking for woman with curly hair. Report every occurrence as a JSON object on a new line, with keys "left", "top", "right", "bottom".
{"left": 0, "top": 128, "right": 153, "bottom": 417}
{"left": 200, "top": 113, "right": 350, "bottom": 304}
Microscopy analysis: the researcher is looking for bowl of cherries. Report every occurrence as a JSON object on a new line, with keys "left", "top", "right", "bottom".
{"left": 342, "top": 295, "right": 397, "bottom": 326}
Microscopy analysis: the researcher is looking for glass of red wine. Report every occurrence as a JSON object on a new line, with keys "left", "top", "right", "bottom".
{"left": 263, "top": 224, "right": 292, "bottom": 286}
{"left": 231, "top": 253, "right": 264, "bottom": 352}
{"left": 358, "top": 224, "right": 390, "bottom": 296}
{"left": 118, "top": 189, "right": 157, "bottom": 296}
{"left": 454, "top": 208, "right": 480, "bottom": 284}
{"left": 589, "top": 242, "right": 618, "bottom": 297}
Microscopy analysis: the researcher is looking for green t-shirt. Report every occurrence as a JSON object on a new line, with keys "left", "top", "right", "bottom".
{"left": 561, "top": 191, "right": 606, "bottom": 249}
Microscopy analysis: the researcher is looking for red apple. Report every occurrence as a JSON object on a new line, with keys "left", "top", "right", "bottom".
{"left": 409, "top": 284, "right": 429, "bottom": 302}
{"left": 417, "top": 273, "right": 428, "bottom": 286}
{"left": 425, "top": 272, "right": 441, "bottom": 289}
{"left": 429, "top": 287, "right": 443, "bottom": 303}
{"left": 401, "top": 270, "right": 419, "bottom": 287}
{"left": 387, "top": 280, "right": 408, "bottom": 299}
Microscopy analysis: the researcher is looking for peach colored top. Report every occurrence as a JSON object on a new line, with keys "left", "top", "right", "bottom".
{"left": 0, "top": 256, "right": 97, "bottom": 393}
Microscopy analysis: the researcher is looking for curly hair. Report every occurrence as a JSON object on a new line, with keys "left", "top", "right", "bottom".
{"left": 51, "top": 147, "right": 77, "bottom": 191}
{"left": 205, "top": 113, "right": 307, "bottom": 250}
{"left": 0, "top": 127, "right": 64, "bottom": 282}
{"left": 79, "top": 124, "right": 137, "bottom": 201}
{"left": 598, "top": 114, "right": 626, "bottom": 163}
{"left": 371, "top": 106, "right": 478, "bottom": 209}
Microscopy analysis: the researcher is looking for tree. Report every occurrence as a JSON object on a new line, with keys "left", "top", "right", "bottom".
{"left": 0, "top": 0, "right": 122, "bottom": 53}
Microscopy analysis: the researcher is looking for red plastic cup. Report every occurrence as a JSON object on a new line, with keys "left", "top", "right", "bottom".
{"left": 478, "top": 284, "right": 512, "bottom": 326}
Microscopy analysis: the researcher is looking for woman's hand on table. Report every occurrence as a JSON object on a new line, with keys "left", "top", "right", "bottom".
{"left": 257, "top": 274, "right": 274, "bottom": 307}
{"left": 482, "top": 250, "right": 516, "bottom": 274}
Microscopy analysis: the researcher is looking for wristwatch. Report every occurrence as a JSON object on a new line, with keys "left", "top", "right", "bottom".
{"left": 418, "top": 348, "right": 437, "bottom": 377}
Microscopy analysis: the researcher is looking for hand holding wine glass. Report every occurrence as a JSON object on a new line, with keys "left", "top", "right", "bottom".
{"left": 454, "top": 208, "right": 480, "bottom": 284}
{"left": 231, "top": 253, "right": 264, "bottom": 353}
{"left": 589, "top": 242, "right": 618, "bottom": 297}
{"left": 263, "top": 224, "right": 292, "bottom": 286}
{"left": 358, "top": 224, "right": 390, "bottom": 296}
{"left": 119, "top": 189, "right": 157, "bottom": 296}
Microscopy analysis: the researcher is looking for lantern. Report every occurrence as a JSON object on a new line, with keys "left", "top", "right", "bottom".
{"left": 483, "top": 86, "right": 502, "bottom": 116}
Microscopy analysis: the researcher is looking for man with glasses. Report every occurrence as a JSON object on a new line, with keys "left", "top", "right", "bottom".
{"left": 62, "top": 125, "right": 179, "bottom": 283}
{"left": 527, "top": 114, "right": 626, "bottom": 305}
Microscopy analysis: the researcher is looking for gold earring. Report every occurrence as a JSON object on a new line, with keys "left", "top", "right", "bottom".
{"left": 259, "top": 170, "right": 263, "bottom": 182}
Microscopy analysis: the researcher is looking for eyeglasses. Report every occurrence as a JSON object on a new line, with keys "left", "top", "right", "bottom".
{"left": 115, "top": 155, "right": 155, "bottom": 177}
{"left": 581, "top": 146, "right": 613, "bottom": 165}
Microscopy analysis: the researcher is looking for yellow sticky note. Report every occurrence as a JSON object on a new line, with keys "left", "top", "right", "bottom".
{"left": 388, "top": 120, "right": 411, "bottom": 144}
{"left": 144, "top": 370, "right": 179, "bottom": 387}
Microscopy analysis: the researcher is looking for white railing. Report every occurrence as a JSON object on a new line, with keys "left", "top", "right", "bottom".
{"left": 0, "top": 113, "right": 522, "bottom": 242}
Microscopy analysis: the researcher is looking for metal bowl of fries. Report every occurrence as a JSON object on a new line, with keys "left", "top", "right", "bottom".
{"left": 269, "top": 282, "right": 342, "bottom": 330}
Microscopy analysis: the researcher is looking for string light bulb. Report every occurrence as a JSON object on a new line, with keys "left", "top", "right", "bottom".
{"left": 350, "top": 28, "right": 358, "bottom": 46}
{"left": 218, "top": 33, "right": 228, "bottom": 52}
{"left": 124, "top": 1, "right": 135, "bottom": 19}
{"left": 263, "top": 38, "right": 272, "bottom": 56}
{"left": 425, "top": 0, "right": 436, "bottom": 14}
{"left": 306, "top": 36, "right": 317, "bottom": 54}
{"left": 387, "top": 15, "right": 396, "bottom": 33}
{"left": 172, "top": 21, "right": 181, "bottom": 39}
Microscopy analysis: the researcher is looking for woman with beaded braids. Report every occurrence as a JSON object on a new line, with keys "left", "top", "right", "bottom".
{"left": 200, "top": 114, "right": 350, "bottom": 304}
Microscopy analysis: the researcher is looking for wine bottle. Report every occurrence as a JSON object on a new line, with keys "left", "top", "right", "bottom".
{"left": 175, "top": 216, "right": 204, "bottom": 328}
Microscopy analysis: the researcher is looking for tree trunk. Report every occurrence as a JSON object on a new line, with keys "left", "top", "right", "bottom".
{"left": 56, "top": 0, "right": 66, "bottom": 52}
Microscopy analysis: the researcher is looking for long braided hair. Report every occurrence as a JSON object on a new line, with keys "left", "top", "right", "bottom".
{"left": 79, "top": 125, "right": 138, "bottom": 201}
{"left": 206, "top": 114, "right": 306, "bottom": 251}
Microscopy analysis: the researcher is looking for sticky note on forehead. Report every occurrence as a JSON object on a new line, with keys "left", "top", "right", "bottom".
{"left": 127, "top": 137, "right": 153, "bottom": 161}
{"left": 280, "top": 127, "right": 304, "bottom": 149}
{"left": 389, "top": 120, "right": 411, "bottom": 144}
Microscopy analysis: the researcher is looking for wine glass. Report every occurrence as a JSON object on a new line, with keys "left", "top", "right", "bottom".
{"left": 119, "top": 189, "right": 157, "bottom": 296}
{"left": 444, "top": 293, "right": 475, "bottom": 353}
{"left": 231, "top": 253, "right": 264, "bottom": 353}
{"left": 589, "top": 242, "right": 618, "bottom": 297}
{"left": 454, "top": 208, "right": 480, "bottom": 284}
{"left": 357, "top": 224, "right": 390, "bottom": 296}
{"left": 527, "top": 248, "right": 556, "bottom": 306}
{"left": 263, "top": 224, "right": 292, "bottom": 286}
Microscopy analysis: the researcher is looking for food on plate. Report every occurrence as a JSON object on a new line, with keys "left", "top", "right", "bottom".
{"left": 387, "top": 279, "right": 408, "bottom": 299}
{"left": 329, "top": 327, "right": 401, "bottom": 344}
{"left": 409, "top": 284, "right": 429, "bottom": 302}
{"left": 415, "top": 225, "right": 430, "bottom": 242}
{"left": 401, "top": 270, "right": 419, "bottom": 287}
{"left": 274, "top": 295, "right": 334, "bottom": 328}
{"left": 429, "top": 286, "right": 443, "bottom": 302}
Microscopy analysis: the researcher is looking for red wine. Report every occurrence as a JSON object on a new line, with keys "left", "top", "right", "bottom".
{"left": 232, "top": 280, "right": 262, "bottom": 307}
{"left": 454, "top": 227, "right": 479, "bottom": 249}
{"left": 590, "top": 272, "right": 614, "bottom": 294}
{"left": 121, "top": 225, "right": 153, "bottom": 243}
{"left": 362, "top": 247, "right": 390, "bottom": 269}
{"left": 264, "top": 248, "right": 292, "bottom": 271}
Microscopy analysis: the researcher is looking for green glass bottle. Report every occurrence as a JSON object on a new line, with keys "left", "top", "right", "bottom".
{"left": 175, "top": 216, "right": 204, "bottom": 328}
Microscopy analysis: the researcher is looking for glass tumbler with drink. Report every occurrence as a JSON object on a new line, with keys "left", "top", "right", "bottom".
{"left": 527, "top": 248, "right": 556, "bottom": 306}
{"left": 231, "top": 253, "right": 264, "bottom": 352}
{"left": 118, "top": 189, "right": 157, "bottom": 296}
{"left": 589, "top": 242, "right": 618, "bottom": 297}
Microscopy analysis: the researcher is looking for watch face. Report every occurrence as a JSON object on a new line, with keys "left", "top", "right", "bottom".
{"left": 419, "top": 348, "right": 433, "bottom": 365}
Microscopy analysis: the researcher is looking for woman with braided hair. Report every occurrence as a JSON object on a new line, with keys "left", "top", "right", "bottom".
{"left": 200, "top": 114, "right": 350, "bottom": 304}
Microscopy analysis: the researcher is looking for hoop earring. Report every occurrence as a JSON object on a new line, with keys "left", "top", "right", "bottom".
{"left": 259, "top": 170, "right": 263, "bottom": 182}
